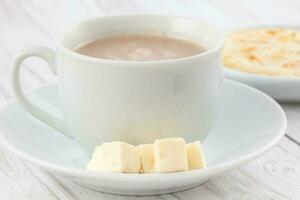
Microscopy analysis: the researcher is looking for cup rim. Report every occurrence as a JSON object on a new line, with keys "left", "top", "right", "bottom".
{"left": 55, "top": 14, "right": 224, "bottom": 65}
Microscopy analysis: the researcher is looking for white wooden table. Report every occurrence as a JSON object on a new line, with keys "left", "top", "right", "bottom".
{"left": 0, "top": 1, "right": 299, "bottom": 199}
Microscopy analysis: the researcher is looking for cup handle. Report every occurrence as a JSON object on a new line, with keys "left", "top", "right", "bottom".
{"left": 11, "top": 47, "right": 71, "bottom": 138}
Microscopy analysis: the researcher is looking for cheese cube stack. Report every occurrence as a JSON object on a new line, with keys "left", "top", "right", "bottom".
{"left": 86, "top": 141, "right": 140, "bottom": 173}
{"left": 87, "top": 138, "right": 206, "bottom": 173}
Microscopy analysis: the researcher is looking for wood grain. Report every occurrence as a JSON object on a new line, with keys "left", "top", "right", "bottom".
{"left": 0, "top": 147, "right": 60, "bottom": 200}
{"left": 282, "top": 104, "right": 300, "bottom": 143}
{"left": 0, "top": 0, "right": 299, "bottom": 199}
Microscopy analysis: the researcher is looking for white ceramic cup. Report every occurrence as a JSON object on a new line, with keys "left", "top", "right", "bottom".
{"left": 12, "top": 15, "right": 223, "bottom": 153}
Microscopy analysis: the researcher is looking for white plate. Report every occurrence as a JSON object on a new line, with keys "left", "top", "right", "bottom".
{"left": 223, "top": 24, "right": 300, "bottom": 102}
{"left": 0, "top": 80, "right": 286, "bottom": 195}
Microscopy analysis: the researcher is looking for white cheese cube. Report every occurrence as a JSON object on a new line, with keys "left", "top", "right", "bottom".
{"left": 186, "top": 141, "right": 206, "bottom": 170}
{"left": 139, "top": 144, "right": 154, "bottom": 173}
{"left": 153, "top": 138, "right": 188, "bottom": 173}
{"left": 86, "top": 141, "right": 140, "bottom": 173}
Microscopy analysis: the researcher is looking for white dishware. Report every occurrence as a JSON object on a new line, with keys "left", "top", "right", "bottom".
{"left": 0, "top": 80, "right": 286, "bottom": 195}
{"left": 223, "top": 24, "right": 300, "bottom": 102}
{"left": 12, "top": 15, "right": 224, "bottom": 153}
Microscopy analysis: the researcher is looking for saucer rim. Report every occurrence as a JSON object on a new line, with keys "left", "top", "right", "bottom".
{"left": 0, "top": 79, "right": 287, "bottom": 182}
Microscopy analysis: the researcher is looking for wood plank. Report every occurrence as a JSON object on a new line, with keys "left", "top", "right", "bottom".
{"left": 0, "top": 146, "right": 62, "bottom": 200}
{"left": 22, "top": 163, "right": 78, "bottom": 200}
{"left": 282, "top": 104, "right": 300, "bottom": 144}
{"left": 240, "top": 137, "right": 300, "bottom": 199}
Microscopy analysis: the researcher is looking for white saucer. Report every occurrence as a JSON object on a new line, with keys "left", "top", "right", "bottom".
{"left": 223, "top": 24, "right": 300, "bottom": 102}
{"left": 0, "top": 80, "right": 286, "bottom": 195}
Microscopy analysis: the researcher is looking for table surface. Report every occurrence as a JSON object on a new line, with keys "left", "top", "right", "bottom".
{"left": 0, "top": 0, "right": 300, "bottom": 199}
